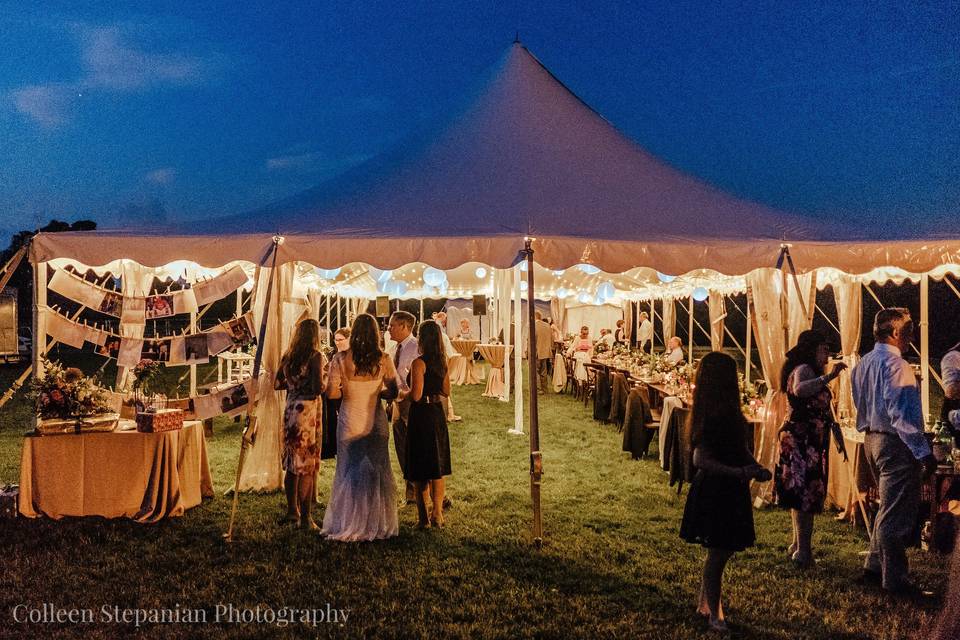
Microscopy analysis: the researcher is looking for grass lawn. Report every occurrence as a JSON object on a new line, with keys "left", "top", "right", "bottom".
{"left": 0, "top": 360, "right": 951, "bottom": 639}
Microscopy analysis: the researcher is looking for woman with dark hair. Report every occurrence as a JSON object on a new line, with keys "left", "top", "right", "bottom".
{"left": 404, "top": 320, "right": 453, "bottom": 528}
{"left": 680, "top": 351, "right": 771, "bottom": 632}
{"left": 274, "top": 318, "right": 327, "bottom": 530}
{"left": 321, "top": 328, "right": 351, "bottom": 460}
{"left": 774, "top": 329, "right": 846, "bottom": 568}
{"left": 322, "top": 314, "right": 400, "bottom": 542}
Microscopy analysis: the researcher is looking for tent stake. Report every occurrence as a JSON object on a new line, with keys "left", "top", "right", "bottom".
{"left": 523, "top": 239, "right": 543, "bottom": 548}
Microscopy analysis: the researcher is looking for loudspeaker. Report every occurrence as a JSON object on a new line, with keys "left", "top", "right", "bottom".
{"left": 472, "top": 295, "right": 487, "bottom": 316}
{"left": 375, "top": 296, "right": 390, "bottom": 317}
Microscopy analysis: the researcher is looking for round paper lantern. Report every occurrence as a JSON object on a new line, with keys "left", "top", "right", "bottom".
{"left": 597, "top": 281, "right": 615, "bottom": 300}
{"left": 692, "top": 286, "right": 709, "bottom": 302}
{"left": 656, "top": 271, "right": 676, "bottom": 283}
{"left": 556, "top": 287, "right": 569, "bottom": 299}
{"left": 577, "top": 292, "right": 591, "bottom": 304}
{"left": 315, "top": 267, "right": 341, "bottom": 280}
{"left": 520, "top": 281, "right": 529, "bottom": 292}
{"left": 577, "top": 264, "right": 601, "bottom": 275}
{"left": 475, "top": 267, "right": 487, "bottom": 279}
{"left": 423, "top": 267, "right": 446, "bottom": 287}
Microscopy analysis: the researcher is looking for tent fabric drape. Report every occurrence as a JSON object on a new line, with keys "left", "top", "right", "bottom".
{"left": 787, "top": 272, "right": 817, "bottom": 346}
{"left": 550, "top": 297, "right": 566, "bottom": 336}
{"left": 620, "top": 299, "right": 633, "bottom": 343}
{"left": 745, "top": 269, "right": 788, "bottom": 504}
{"left": 661, "top": 298, "right": 675, "bottom": 345}
{"left": 238, "top": 261, "right": 297, "bottom": 492}
{"left": 708, "top": 292, "right": 725, "bottom": 352}
{"left": 833, "top": 276, "right": 862, "bottom": 421}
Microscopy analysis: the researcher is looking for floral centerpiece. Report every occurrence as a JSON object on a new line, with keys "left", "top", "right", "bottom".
{"left": 593, "top": 341, "right": 610, "bottom": 356}
{"left": 132, "top": 358, "right": 163, "bottom": 412}
{"left": 739, "top": 373, "right": 763, "bottom": 419}
{"left": 30, "top": 359, "right": 113, "bottom": 420}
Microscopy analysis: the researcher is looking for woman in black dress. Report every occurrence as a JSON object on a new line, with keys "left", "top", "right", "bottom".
{"left": 404, "top": 320, "right": 452, "bottom": 529}
{"left": 321, "top": 328, "right": 351, "bottom": 460}
{"left": 679, "top": 352, "right": 771, "bottom": 632}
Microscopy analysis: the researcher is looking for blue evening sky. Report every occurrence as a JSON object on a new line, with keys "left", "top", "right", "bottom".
{"left": 0, "top": 1, "right": 957, "bottom": 241}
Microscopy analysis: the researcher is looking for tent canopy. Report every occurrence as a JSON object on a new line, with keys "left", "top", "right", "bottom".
{"left": 31, "top": 43, "right": 960, "bottom": 276}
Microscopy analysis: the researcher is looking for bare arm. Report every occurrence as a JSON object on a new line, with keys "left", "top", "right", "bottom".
{"left": 441, "top": 366, "right": 451, "bottom": 397}
{"left": 325, "top": 355, "right": 343, "bottom": 400}
{"left": 409, "top": 359, "right": 426, "bottom": 402}
{"left": 692, "top": 446, "right": 769, "bottom": 481}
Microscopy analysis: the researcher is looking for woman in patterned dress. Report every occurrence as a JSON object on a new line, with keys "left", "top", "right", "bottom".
{"left": 275, "top": 319, "right": 327, "bottom": 530}
{"left": 774, "top": 329, "right": 846, "bottom": 567}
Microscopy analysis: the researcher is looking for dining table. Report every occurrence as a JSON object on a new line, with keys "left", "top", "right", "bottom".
{"left": 19, "top": 419, "right": 213, "bottom": 523}
{"left": 449, "top": 338, "right": 482, "bottom": 385}
{"left": 478, "top": 343, "right": 513, "bottom": 399}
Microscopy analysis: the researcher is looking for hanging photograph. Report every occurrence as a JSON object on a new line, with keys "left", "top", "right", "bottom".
{"left": 166, "top": 397, "right": 196, "bottom": 420}
{"left": 166, "top": 336, "right": 186, "bottom": 365}
{"left": 120, "top": 296, "right": 146, "bottom": 325}
{"left": 183, "top": 334, "right": 209, "bottom": 365}
{"left": 98, "top": 292, "right": 123, "bottom": 317}
{"left": 173, "top": 288, "right": 198, "bottom": 315}
{"left": 146, "top": 295, "right": 175, "bottom": 319}
{"left": 141, "top": 339, "right": 170, "bottom": 362}
{"left": 223, "top": 313, "right": 255, "bottom": 347}
{"left": 117, "top": 337, "right": 144, "bottom": 368}
{"left": 205, "top": 326, "right": 233, "bottom": 356}
{"left": 218, "top": 382, "right": 249, "bottom": 414}
{"left": 95, "top": 336, "right": 121, "bottom": 359}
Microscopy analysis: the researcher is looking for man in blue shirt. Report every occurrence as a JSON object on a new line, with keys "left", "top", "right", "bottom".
{"left": 852, "top": 307, "right": 937, "bottom": 596}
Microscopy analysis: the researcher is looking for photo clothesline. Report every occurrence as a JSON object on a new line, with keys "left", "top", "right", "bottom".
{"left": 107, "top": 375, "right": 265, "bottom": 422}
{"left": 47, "top": 264, "right": 249, "bottom": 324}
{"left": 44, "top": 306, "right": 257, "bottom": 368}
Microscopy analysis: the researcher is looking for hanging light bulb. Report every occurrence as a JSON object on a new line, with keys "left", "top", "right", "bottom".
{"left": 556, "top": 287, "right": 568, "bottom": 299}
{"left": 519, "top": 262, "right": 528, "bottom": 272}
{"left": 520, "top": 281, "right": 529, "bottom": 292}
{"left": 692, "top": 286, "right": 709, "bottom": 302}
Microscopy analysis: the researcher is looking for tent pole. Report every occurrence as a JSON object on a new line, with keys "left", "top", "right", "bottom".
{"left": 688, "top": 296, "right": 694, "bottom": 363}
{"left": 920, "top": 273, "right": 930, "bottom": 423}
{"left": 189, "top": 309, "right": 197, "bottom": 397}
{"left": 650, "top": 300, "right": 655, "bottom": 354}
{"left": 32, "top": 258, "right": 48, "bottom": 430}
{"left": 745, "top": 288, "right": 753, "bottom": 386}
{"left": 524, "top": 239, "right": 543, "bottom": 548}
{"left": 225, "top": 237, "right": 281, "bottom": 542}
{"left": 511, "top": 265, "right": 524, "bottom": 434}
{"left": 420, "top": 297, "right": 424, "bottom": 324}
{"left": 634, "top": 300, "right": 640, "bottom": 350}
{"left": 324, "top": 293, "right": 331, "bottom": 347}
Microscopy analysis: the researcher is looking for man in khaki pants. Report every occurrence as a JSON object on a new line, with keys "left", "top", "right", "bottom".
{"left": 534, "top": 311, "right": 553, "bottom": 393}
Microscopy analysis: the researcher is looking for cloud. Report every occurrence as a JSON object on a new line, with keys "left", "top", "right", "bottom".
{"left": 265, "top": 152, "right": 326, "bottom": 171}
{"left": 10, "top": 83, "right": 75, "bottom": 128}
{"left": 266, "top": 151, "right": 372, "bottom": 176}
{"left": 145, "top": 167, "right": 176, "bottom": 185}
{"left": 10, "top": 21, "right": 209, "bottom": 127}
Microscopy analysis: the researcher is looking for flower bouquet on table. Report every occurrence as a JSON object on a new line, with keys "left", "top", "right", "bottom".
{"left": 593, "top": 341, "right": 610, "bottom": 356}
{"left": 30, "top": 359, "right": 117, "bottom": 435}
{"left": 131, "top": 358, "right": 183, "bottom": 433}
{"left": 739, "top": 373, "right": 762, "bottom": 419}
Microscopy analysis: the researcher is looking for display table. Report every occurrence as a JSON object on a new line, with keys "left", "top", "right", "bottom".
{"left": 19, "top": 420, "right": 213, "bottom": 523}
{"left": 450, "top": 339, "right": 482, "bottom": 385}
{"left": 478, "top": 343, "right": 512, "bottom": 398}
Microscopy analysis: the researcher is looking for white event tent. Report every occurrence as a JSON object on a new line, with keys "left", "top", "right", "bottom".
{"left": 29, "top": 43, "right": 960, "bottom": 541}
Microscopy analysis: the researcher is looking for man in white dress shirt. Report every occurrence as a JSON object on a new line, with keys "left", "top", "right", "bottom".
{"left": 389, "top": 311, "right": 419, "bottom": 503}
{"left": 852, "top": 308, "right": 938, "bottom": 596}
{"left": 637, "top": 312, "right": 653, "bottom": 352}
{"left": 940, "top": 340, "right": 960, "bottom": 439}
{"left": 664, "top": 336, "right": 684, "bottom": 365}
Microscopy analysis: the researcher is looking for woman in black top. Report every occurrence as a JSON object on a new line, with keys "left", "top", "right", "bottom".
{"left": 679, "top": 352, "right": 771, "bottom": 632}
{"left": 404, "top": 320, "right": 452, "bottom": 528}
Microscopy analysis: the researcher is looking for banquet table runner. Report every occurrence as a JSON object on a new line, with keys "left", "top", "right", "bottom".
{"left": 19, "top": 420, "right": 213, "bottom": 522}
{"left": 478, "top": 344, "right": 512, "bottom": 398}
{"left": 450, "top": 339, "right": 482, "bottom": 385}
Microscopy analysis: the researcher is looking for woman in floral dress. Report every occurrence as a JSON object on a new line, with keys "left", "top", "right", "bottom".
{"left": 774, "top": 330, "right": 846, "bottom": 567}
{"left": 275, "top": 319, "right": 327, "bottom": 530}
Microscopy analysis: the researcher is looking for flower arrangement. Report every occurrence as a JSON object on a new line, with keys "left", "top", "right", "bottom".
{"left": 30, "top": 359, "right": 112, "bottom": 419}
{"left": 739, "top": 373, "right": 763, "bottom": 418}
{"left": 593, "top": 341, "right": 610, "bottom": 355}
{"left": 132, "top": 358, "right": 163, "bottom": 412}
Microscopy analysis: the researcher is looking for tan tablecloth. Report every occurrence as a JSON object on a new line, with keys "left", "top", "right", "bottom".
{"left": 552, "top": 353, "right": 567, "bottom": 392}
{"left": 19, "top": 420, "right": 213, "bottom": 523}
{"left": 478, "top": 343, "right": 512, "bottom": 398}
{"left": 450, "top": 339, "right": 482, "bottom": 385}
